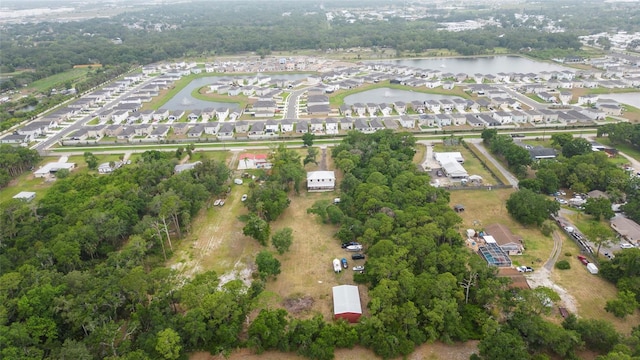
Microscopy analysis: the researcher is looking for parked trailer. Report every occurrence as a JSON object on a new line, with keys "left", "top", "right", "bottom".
{"left": 333, "top": 258, "right": 342, "bottom": 273}
{"left": 587, "top": 263, "right": 599, "bottom": 274}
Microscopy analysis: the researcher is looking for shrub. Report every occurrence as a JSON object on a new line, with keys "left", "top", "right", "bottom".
{"left": 556, "top": 260, "right": 571, "bottom": 270}
{"left": 564, "top": 252, "right": 572, "bottom": 257}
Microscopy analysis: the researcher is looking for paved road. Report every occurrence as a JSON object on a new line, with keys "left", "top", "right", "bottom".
{"left": 467, "top": 139, "right": 519, "bottom": 188}
{"left": 282, "top": 86, "right": 311, "bottom": 119}
{"left": 32, "top": 74, "right": 156, "bottom": 154}
{"left": 498, "top": 84, "right": 544, "bottom": 110}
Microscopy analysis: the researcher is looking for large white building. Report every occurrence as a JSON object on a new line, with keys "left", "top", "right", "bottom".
{"left": 306, "top": 171, "right": 335, "bottom": 192}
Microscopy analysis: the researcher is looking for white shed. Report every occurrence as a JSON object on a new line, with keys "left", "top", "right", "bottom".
{"left": 13, "top": 191, "right": 36, "bottom": 202}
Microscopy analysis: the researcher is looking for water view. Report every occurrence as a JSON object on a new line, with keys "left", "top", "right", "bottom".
{"left": 367, "top": 55, "right": 571, "bottom": 75}
{"left": 162, "top": 73, "right": 311, "bottom": 110}
{"left": 343, "top": 88, "right": 463, "bottom": 105}
{"left": 602, "top": 93, "right": 640, "bottom": 108}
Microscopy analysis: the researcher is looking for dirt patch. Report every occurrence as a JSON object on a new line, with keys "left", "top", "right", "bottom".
{"left": 283, "top": 294, "right": 315, "bottom": 315}
{"left": 191, "top": 341, "right": 479, "bottom": 360}
{"left": 526, "top": 267, "right": 578, "bottom": 313}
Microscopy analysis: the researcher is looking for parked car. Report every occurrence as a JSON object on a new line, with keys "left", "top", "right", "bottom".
{"left": 604, "top": 252, "right": 615, "bottom": 259}
{"left": 234, "top": 178, "right": 243, "bottom": 185}
{"left": 214, "top": 199, "right": 221, "bottom": 206}
{"left": 436, "top": 170, "right": 443, "bottom": 177}
{"left": 341, "top": 258, "right": 348, "bottom": 269}
{"left": 353, "top": 265, "right": 365, "bottom": 272}
{"left": 351, "top": 253, "right": 365, "bottom": 260}
{"left": 218, "top": 200, "right": 225, "bottom": 206}
{"left": 241, "top": 194, "right": 248, "bottom": 202}
{"left": 517, "top": 266, "right": 534, "bottom": 272}
{"left": 577, "top": 255, "right": 589, "bottom": 265}
{"left": 620, "top": 243, "right": 634, "bottom": 249}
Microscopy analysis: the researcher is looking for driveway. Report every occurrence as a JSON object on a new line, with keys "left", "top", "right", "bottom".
{"left": 467, "top": 139, "right": 519, "bottom": 188}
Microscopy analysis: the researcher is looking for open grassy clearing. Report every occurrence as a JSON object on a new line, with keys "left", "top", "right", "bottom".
{"left": 28, "top": 67, "right": 91, "bottom": 93}
{"left": 551, "top": 236, "right": 640, "bottom": 334}
{"left": 449, "top": 189, "right": 553, "bottom": 266}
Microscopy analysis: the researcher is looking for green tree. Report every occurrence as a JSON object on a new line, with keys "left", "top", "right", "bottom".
{"left": 303, "top": 147, "right": 319, "bottom": 166}
{"left": 506, "top": 188, "right": 560, "bottom": 226}
{"left": 478, "top": 328, "right": 530, "bottom": 360}
{"left": 584, "top": 222, "right": 615, "bottom": 260}
{"left": 302, "top": 132, "right": 316, "bottom": 147}
{"left": 562, "top": 138, "right": 592, "bottom": 158}
{"left": 256, "top": 250, "right": 281, "bottom": 280}
{"left": 155, "top": 328, "right": 182, "bottom": 360}
{"left": 247, "top": 183, "right": 291, "bottom": 222}
{"left": 584, "top": 197, "right": 614, "bottom": 221}
{"left": 84, "top": 152, "right": 98, "bottom": 170}
{"left": 269, "top": 144, "right": 306, "bottom": 192}
{"left": 271, "top": 227, "right": 293, "bottom": 254}
{"left": 248, "top": 309, "right": 288, "bottom": 353}
{"left": 551, "top": 133, "right": 574, "bottom": 148}
{"left": 481, "top": 128, "right": 498, "bottom": 144}
{"left": 243, "top": 213, "right": 271, "bottom": 246}
{"left": 605, "top": 290, "right": 638, "bottom": 318}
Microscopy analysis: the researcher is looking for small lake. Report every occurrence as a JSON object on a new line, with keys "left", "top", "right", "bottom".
{"left": 343, "top": 88, "right": 463, "bottom": 105}
{"left": 601, "top": 93, "right": 640, "bottom": 108}
{"left": 162, "top": 73, "right": 312, "bottom": 111}
{"left": 367, "top": 55, "right": 571, "bottom": 75}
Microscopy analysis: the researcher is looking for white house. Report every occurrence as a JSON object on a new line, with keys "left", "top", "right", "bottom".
{"left": 307, "top": 171, "right": 336, "bottom": 192}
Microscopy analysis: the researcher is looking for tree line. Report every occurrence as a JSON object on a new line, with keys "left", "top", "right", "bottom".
{"left": 0, "top": 145, "right": 40, "bottom": 189}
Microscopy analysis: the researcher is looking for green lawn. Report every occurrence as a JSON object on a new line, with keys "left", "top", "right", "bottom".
{"left": 29, "top": 68, "right": 91, "bottom": 93}
{"left": 597, "top": 138, "right": 640, "bottom": 162}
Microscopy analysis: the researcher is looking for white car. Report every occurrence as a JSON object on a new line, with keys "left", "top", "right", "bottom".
{"left": 234, "top": 178, "right": 243, "bottom": 185}
{"left": 620, "top": 243, "right": 634, "bottom": 249}
{"left": 241, "top": 194, "right": 248, "bottom": 202}
{"left": 353, "top": 266, "right": 365, "bottom": 272}
{"left": 213, "top": 199, "right": 221, "bottom": 206}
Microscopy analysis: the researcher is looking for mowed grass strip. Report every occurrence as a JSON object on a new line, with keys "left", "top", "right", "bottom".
{"left": 29, "top": 67, "right": 91, "bottom": 93}
{"left": 464, "top": 142, "right": 511, "bottom": 185}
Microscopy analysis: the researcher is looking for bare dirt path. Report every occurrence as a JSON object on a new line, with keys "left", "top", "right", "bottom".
{"left": 319, "top": 146, "right": 327, "bottom": 171}
{"left": 544, "top": 230, "right": 563, "bottom": 271}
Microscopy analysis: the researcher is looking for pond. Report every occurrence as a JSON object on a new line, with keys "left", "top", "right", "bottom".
{"left": 367, "top": 55, "right": 571, "bottom": 75}
{"left": 343, "top": 88, "right": 463, "bottom": 105}
{"left": 601, "top": 93, "right": 640, "bottom": 108}
{"left": 161, "top": 73, "right": 312, "bottom": 111}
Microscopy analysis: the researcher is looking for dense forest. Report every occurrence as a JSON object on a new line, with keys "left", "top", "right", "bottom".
{"left": 0, "top": 145, "right": 40, "bottom": 188}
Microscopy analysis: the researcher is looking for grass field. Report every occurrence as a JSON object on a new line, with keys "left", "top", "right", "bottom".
{"left": 464, "top": 142, "right": 511, "bottom": 185}
{"left": 28, "top": 68, "right": 91, "bottom": 93}
{"left": 552, "top": 236, "right": 640, "bottom": 334}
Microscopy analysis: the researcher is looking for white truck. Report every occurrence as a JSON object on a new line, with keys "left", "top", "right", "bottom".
{"left": 333, "top": 258, "right": 342, "bottom": 273}
{"left": 587, "top": 262, "right": 599, "bottom": 275}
